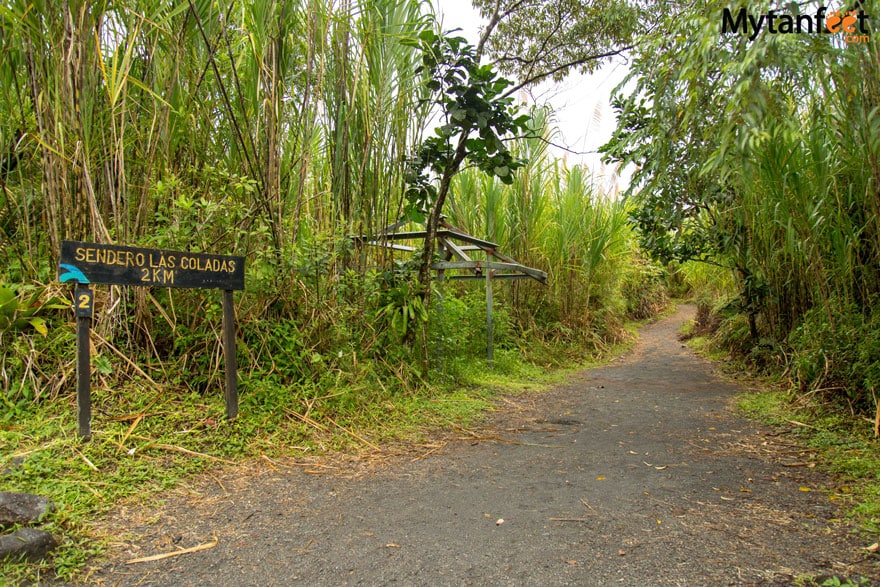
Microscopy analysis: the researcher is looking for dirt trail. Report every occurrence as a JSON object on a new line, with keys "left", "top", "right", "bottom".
{"left": 94, "top": 305, "right": 879, "bottom": 586}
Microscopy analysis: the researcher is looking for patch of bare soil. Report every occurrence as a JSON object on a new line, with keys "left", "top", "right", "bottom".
{"left": 89, "top": 306, "right": 879, "bottom": 586}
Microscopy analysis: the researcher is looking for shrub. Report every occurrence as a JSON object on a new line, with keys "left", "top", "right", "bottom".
{"left": 789, "top": 301, "right": 880, "bottom": 414}
{"left": 622, "top": 257, "right": 668, "bottom": 320}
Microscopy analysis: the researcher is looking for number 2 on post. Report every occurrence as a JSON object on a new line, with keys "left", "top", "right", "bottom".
{"left": 75, "top": 288, "right": 93, "bottom": 318}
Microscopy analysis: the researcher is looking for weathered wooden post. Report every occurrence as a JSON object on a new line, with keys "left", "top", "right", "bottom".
{"left": 486, "top": 264, "right": 494, "bottom": 364}
{"left": 74, "top": 284, "right": 93, "bottom": 440}
{"left": 222, "top": 289, "right": 238, "bottom": 419}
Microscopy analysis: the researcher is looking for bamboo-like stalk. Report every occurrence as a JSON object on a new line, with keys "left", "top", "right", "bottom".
{"left": 447, "top": 108, "right": 636, "bottom": 338}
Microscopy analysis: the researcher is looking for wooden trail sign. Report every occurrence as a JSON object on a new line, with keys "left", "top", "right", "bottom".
{"left": 59, "top": 241, "right": 244, "bottom": 290}
{"left": 59, "top": 241, "right": 244, "bottom": 439}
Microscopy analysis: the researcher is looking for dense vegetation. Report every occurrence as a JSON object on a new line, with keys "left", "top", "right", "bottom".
{"left": 0, "top": 1, "right": 663, "bottom": 579}
{"left": 0, "top": 0, "right": 656, "bottom": 411}
{"left": 603, "top": 0, "right": 880, "bottom": 419}
{"left": 4, "top": 0, "right": 878, "bottom": 579}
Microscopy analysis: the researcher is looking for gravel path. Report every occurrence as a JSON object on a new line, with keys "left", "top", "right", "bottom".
{"left": 93, "top": 305, "right": 879, "bottom": 586}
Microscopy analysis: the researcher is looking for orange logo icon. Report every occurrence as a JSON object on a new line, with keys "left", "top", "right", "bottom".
{"left": 826, "top": 9, "right": 859, "bottom": 33}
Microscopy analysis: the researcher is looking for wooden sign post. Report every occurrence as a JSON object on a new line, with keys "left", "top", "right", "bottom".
{"left": 59, "top": 241, "right": 245, "bottom": 439}
{"left": 74, "top": 283, "right": 93, "bottom": 439}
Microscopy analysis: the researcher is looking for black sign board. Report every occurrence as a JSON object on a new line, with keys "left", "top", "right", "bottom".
{"left": 58, "top": 241, "right": 243, "bottom": 439}
{"left": 59, "top": 241, "right": 244, "bottom": 290}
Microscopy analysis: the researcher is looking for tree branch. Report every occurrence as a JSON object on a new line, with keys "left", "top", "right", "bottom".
{"left": 502, "top": 45, "right": 635, "bottom": 97}
{"left": 476, "top": 0, "right": 532, "bottom": 61}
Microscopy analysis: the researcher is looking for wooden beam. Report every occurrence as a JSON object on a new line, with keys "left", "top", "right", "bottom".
{"left": 486, "top": 268, "right": 494, "bottom": 363}
{"left": 438, "top": 237, "right": 472, "bottom": 262}
{"left": 378, "top": 218, "right": 410, "bottom": 235}
{"left": 75, "top": 284, "right": 92, "bottom": 440}
{"left": 369, "top": 230, "right": 501, "bottom": 250}
{"left": 222, "top": 290, "right": 239, "bottom": 419}
{"left": 484, "top": 249, "right": 518, "bottom": 264}
{"left": 437, "top": 230, "right": 500, "bottom": 250}
{"left": 367, "top": 230, "right": 429, "bottom": 241}
{"left": 443, "top": 274, "right": 534, "bottom": 281}
{"left": 430, "top": 261, "right": 547, "bottom": 283}
{"left": 364, "top": 241, "right": 417, "bottom": 252}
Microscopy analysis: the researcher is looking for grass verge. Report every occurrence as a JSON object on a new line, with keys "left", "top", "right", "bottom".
{"left": 682, "top": 331, "right": 880, "bottom": 539}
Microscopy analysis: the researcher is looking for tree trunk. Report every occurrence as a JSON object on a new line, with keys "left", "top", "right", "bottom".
{"left": 413, "top": 133, "right": 470, "bottom": 373}
{"left": 417, "top": 134, "right": 470, "bottom": 296}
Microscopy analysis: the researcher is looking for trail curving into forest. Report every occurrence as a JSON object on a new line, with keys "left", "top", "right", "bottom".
{"left": 94, "top": 305, "right": 878, "bottom": 585}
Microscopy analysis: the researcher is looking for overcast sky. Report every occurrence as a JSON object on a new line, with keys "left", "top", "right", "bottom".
{"left": 434, "top": 0, "right": 631, "bottom": 193}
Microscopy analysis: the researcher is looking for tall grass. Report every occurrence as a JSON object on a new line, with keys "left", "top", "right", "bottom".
{"left": 737, "top": 40, "right": 880, "bottom": 408}
{"left": 0, "top": 0, "right": 431, "bottom": 400}
{"left": 0, "top": 0, "right": 428, "bottom": 266}
{"left": 0, "top": 2, "right": 664, "bottom": 408}
{"left": 447, "top": 108, "right": 665, "bottom": 352}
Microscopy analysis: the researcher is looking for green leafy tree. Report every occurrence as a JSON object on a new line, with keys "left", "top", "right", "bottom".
{"left": 471, "top": 0, "right": 657, "bottom": 87}
{"left": 397, "top": 28, "right": 531, "bottom": 370}
{"left": 601, "top": 0, "right": 880, "bottom": 356}
{"left": 599, "top": 3, "right": 799, "bottom": 339}
{"left": 403, "top": 29, "right": 530, "bottom": 296}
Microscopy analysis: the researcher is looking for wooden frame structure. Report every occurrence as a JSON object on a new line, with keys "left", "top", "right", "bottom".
{"left": 358, "top": 219, "right": 547, "bottom": 361}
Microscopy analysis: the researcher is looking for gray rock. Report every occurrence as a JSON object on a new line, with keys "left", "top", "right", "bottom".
{"left": 0, "top": 528, "right": 57, "bottom": 562}
{"left": 0, "top": 492, "right": 54, "bottom": 528}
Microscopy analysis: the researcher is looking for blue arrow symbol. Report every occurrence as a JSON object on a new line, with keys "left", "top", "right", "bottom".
{"left": 59, "top": 264, "right": 90, "bottom": 284}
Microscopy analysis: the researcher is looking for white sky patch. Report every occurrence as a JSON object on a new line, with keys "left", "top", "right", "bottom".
{"left": 433, "top": 0, "right": 632, "bottom": 194}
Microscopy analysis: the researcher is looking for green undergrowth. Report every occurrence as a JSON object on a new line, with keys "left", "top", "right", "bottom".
{"left": 739, "top": 388, "right": 880, "bottom": 536}
{"left": 0, "top": 333, "right": 636, "bottom": 584}
{"left": 684, "top": 330, "right": 880, "bottom": 541}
